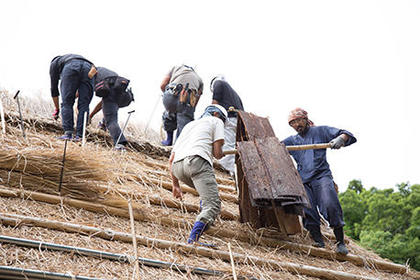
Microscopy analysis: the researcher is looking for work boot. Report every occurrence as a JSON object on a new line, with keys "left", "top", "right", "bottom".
{"left": 161, "top": 131, "right": 174, "bottom": 146}
{"left": 334, "top": 227, "right": 349, "bottom": 255}
{"left": 307, "top": 225, "right": 325, "bottom": 248}
{"left": 57, "top": 132, "right": 72, "bottom": 141}
{"left": 187, "top": 221, "right": 215, "bottom": 247}
{"left": 98, "top": 119, "right": 107, "bottom": 131}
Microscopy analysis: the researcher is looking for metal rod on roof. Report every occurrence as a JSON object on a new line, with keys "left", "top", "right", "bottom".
{"left": 0, "top": 97, "right": 6, "bottom": 134}
{"left": 0, "top": 235, "right": 226, "bottom": 278}
{"left": 0, "top": 265, "right": 103, "bottom": 280}
{"left": 13, "top": 90, "right": 26, "bottom": 139}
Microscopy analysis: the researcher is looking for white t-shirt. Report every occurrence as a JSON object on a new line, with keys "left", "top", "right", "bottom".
{"left": 172, "top": 116, "right": 225, "bottom": 166}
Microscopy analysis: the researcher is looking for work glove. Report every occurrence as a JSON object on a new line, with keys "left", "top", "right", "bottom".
{"left": 52, "top": 108, "right": 60, "bottom": 120}
{"left": 329, "top": 136, "right": 346, "bottom": 149}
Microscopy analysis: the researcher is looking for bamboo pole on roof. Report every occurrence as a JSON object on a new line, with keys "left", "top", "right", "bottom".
{"left": 95, "top": 185, "right": 237, "bottom": 221}
{"left": 0, "top": 214, "right": 388, "bottom": 280}
{"left": 0, "top": 188, "right": 408, "bottom": 274}
{"left": 142, "top": 158, "right": 235, "bottom": 187}
{"left": 128, "top": 200, "right": 141, "bottom": 280}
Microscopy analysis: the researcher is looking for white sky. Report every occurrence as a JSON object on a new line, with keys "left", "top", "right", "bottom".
{"left": 1, "top": 0, "right": 419, "bottom": 191}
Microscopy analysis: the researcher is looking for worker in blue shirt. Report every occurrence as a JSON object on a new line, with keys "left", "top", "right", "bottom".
{"left": 282, "top": 108, "right": 356, "bottom": 255}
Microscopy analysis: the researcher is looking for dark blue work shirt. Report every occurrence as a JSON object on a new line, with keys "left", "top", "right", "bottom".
{"left": 282, "top": 126, "right": 356, "bottom": 184}
{"left": 49, "top": 54, "right": 93, "bottom": 97}
{"left": 212, "top": 80, "right": 244, "bottom": 118}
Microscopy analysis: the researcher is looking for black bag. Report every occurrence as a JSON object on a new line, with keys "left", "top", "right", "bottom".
{"left": 117, "top": 87, "right": 134, "bottom": 108}
{"left": 95, "top": 76, "right": 130, "bottom": 98}
{"left": 112, "top": 76, "right": 130, "bottom": 94}
{"left": 94, "top": 78, "right": 112, "bottom": 97}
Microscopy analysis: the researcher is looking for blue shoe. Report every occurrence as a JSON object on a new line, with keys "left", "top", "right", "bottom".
{"left": 187, "top": 221, "right": 216, "bottom": 247}
{"left": 57, "top": 134, "right": 72, "bottom": 141}
{"left": 187, "top": 221, "right": 206, "bottom": 244}
{"left": 161, "top": 131, "right": 174, "bottom": 146}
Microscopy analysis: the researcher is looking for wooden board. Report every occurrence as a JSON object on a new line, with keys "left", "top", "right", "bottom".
{"left": 235, "top": 111, "right": 307, "bottom": 235}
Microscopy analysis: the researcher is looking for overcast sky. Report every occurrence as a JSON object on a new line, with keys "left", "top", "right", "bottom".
{"left": 1, "top": 0, "right": 419, "bottom": 191}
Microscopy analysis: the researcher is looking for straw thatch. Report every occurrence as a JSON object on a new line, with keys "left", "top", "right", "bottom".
{"left": 0, "top": 90, "right": 419, "bottom": 280}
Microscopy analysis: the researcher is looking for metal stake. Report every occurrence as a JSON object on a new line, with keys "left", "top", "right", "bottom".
{"left": 0, "top": 97, "right": 5, "bottom": 134}
{"left": 13, "top": 90, "right": 25, "bottom": 139}
{"left": 116, "top": 110, "right": 135, "bottom": 147}
{"left": 58, "top": 139, "right": 68, "bottom": 193}
{"left": 82, "top": 111, "right": 88, "bottom": 147}
{"left": 143, "top": 94, "right": 161, "bottom": 136}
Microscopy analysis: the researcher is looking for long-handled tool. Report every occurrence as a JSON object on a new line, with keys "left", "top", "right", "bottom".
{"left": 13, "top": 90, "right": 26, "bottom": 139}
{"left": 116, "top": 110, "right": 135, "bottom": 148}
{"left": 0, "top": 96, "right": 5, "bottom": 134}
{"left": 58, "top": 139, "right": 68, "bottom": 193}
{"left": 144, "top": 94, "right": 161, "bottom": 136}
{"left": 223, "top": 143, "right": 332, "bottom": 155}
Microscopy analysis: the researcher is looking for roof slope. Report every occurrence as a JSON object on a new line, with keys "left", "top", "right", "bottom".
{"left": 0, "top": 92, "right": 418, "bottom": 280}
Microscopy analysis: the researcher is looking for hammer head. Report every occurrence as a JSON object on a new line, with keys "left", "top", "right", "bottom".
{"left": 13, "top": 90, "right": 21, "bottom": 99}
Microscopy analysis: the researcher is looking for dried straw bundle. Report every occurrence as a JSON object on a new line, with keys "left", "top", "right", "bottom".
{"left": 0, "top": 145, "right": 134, "bottom": 200}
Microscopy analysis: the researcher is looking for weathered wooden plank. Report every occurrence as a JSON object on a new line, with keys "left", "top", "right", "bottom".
{"left": 237, "top": 141, "right": 273, "bottom": 203}
{"left": 254, "top": 137, "right": 309, "bottom": 205}
{"left": 235, "top": 111, "right": 306, "bottom": 234}
{"left": 237, "top": 111, "right": 275, "bottom": 141}
{"left": 236, "top": 159, "right": 262, "bottom": 228}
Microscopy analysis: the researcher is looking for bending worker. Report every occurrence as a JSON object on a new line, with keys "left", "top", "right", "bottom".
{"left": 50, "top": 54, "right": 96, "bottom": 141}
{"left": 169, "top": 104, "right": 227, "bottom": 245}
{"left": 210, "top": 75, "right": 244, "bottom": 175}
{"left": 160, "top": 65, "right": 203, "bottom": 146}
{"left": 89, "top": 67, "right": 132, "bottom": 151}
{"left": 282, "top": 108, "right": 356, "bottom": 255}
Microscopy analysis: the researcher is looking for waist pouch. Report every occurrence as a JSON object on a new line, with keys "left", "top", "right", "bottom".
{"left": 95, "top": 76, "right": 130, "bottom": 98}
{"left": 117, "top": 87, "right": 134, "bottom": 108}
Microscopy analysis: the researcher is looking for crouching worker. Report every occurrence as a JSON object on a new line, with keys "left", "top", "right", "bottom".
{"left": 89, "top": 67, "right": 134, "bottom": 150}
{"left": 169, "top": 104, "right": 227, "bottom": 245}
{"left": 282, "top": 108, "right": 356, "bottom": 255}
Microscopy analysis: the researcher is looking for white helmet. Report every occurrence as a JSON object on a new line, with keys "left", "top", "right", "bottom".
{"left": 210, "top": 75, "right": 225, "bottom": 92}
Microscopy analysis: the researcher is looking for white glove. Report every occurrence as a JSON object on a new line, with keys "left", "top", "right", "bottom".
{"left": 329, "top": 136, "right": 346, "bottom": 149}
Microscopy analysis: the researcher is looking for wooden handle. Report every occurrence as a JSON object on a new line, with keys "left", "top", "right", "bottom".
{"left": 223, "top": 143, "right": 331, "bottom": 155}
{"left": 286, "top": 143, "right": 331, "bottom": 151}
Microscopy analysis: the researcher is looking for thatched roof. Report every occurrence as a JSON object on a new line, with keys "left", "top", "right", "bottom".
{"left": 0, "top": 91, "right": 418, "bottom": 280}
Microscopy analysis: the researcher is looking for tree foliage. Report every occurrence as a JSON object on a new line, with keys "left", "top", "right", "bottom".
{"left": 339, "top": 182, "right": 420, "bottom": 271}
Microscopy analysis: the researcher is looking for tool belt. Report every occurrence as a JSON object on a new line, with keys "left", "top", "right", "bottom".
{"left": 163, "top": 83, "right": 201, "bottom": 111}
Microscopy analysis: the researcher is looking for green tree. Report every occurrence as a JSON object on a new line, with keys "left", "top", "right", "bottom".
{"left": 348, "top": 179, "right": 364, "bottom": 194}
{"left": 339, "top": 189, "right": 366, "bottom": 239}
{"left": 339, "top": 181, "right": 420, "bottom": 271}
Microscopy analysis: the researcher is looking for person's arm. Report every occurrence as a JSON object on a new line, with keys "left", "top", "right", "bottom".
{"left": 212, "top": 139, "right": 225, "bottom": 159}
{"left": 89, "top": 100, "right": 103, "bottom": 120}
{"left": 169, "top": 152, "right": 183, "bottom": 200}
{"left": 50, "top": 61, "right": 61, "bottom": 119}
{"left": 160, "top": 74, "right": 171, "bottom": 92}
